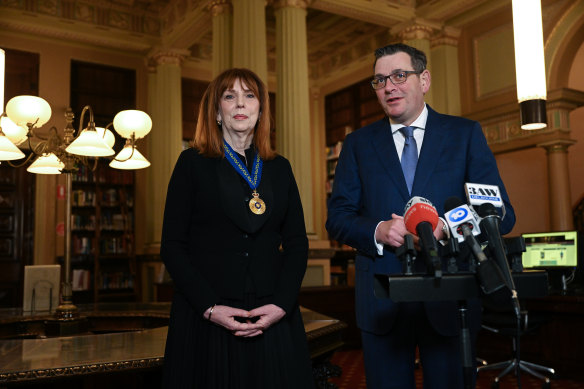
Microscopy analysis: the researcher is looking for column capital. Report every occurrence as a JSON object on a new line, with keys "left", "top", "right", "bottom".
{"left": 391, "top": 18, "right": 441, "bottom": 41}
{"left": 209, "top": 0, "right": 232, "bottom": 16}
{"left": 538, "top": 139, "right": 576, "bottom": 154}
{"left": 431, "top": 26, "right": 461, "bottom": 48}
{"left": 271, "top": 0, "right": 309, "bottom": 10}
{"left": 147, "top": 47, "right": 191, "bottom": 66}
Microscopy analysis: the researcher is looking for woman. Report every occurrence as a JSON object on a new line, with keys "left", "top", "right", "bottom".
{"left": 161, "top": 68, "right": 314, "bottom": 388}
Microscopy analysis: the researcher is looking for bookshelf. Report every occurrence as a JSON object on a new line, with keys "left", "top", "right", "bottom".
{"left": 70, "top": 163, "right": 137, "bottom": 303}
{"left": 323, "top": 77, "right": 384, "bottom": 282}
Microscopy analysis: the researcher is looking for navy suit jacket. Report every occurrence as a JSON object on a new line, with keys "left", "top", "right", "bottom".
{"left": 326, "top": 106, "right": 515, "bottom": 336}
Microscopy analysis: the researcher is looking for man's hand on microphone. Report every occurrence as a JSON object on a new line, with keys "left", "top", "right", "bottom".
{"left": 434, "top": 218, "right": 447, "bottom": 241}
{"left": 375, "top": 213, "right": 417, "bottom": 248}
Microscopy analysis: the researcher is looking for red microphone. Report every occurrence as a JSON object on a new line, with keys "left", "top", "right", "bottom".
{"left": 403, "top": 196, "right": 442, "bottom": 278}
{"left": 403, "top": 196, "right": 439, "bottom": 235}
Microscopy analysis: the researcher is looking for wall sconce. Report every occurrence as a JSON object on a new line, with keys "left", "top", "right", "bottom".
{"left": 512, "top": 0, "right": 547, "bottom": 130}
{"left": 0, "top": 88, "right": 151, "bottom": 320}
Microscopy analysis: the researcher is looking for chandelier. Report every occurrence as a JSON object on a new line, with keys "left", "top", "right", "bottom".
{"left": 0, "top": 48, "right": 152, "bottom": 321}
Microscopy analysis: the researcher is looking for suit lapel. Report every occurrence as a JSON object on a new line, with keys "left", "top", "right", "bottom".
{"left": 371, "top": 119, "right": 411, "bottom": 202}
{"left": 412, "top": 107, "right": 446, "bottom": 195}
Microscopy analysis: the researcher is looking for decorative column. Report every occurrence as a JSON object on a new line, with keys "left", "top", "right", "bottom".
{"left": 211, "top": 0, "right": 232, "bottom": 77}
{"left": 310, "top": 86, "right": 327, "bottom": 239}
{"left": 393, "top": 20, "right": 439, "bottom": 107}
{"left": 430, "top": 27, "right": 461, "bottom": 116}
{"left": 232, "top": 0, "right": 268, "bottom": 83}
{"left": 145, "top": 48, "right": 188, "bottom": 252}
{"left": 273, "top": 0, "right": 314, "bottom": 234}
{"left": 539, "top": 140, "right": 575, "bottom": 231}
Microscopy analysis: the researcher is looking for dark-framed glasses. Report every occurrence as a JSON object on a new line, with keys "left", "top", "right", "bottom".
{"left": 370, "top": 70, "right": 423, "bottom": 90}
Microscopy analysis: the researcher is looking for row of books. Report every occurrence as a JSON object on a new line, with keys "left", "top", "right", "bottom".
{"left": 72, "top": 269, "right": 92, "bottom": 291}
{"left": 101, "top": 188, "right": 133, "bottom": 207}
{"left": 72, "top": 214, "right": 96, "bottom": 231}
{"left": 325, "top": 141, "right": 344, "bottom": 160}
{"left": 97, "top": 272, "right": 135, "bottom": 290}
{"left": 101, "top": 210, "right": 133, "bottom": 231}
{"left": 72, "top": 189, "right": 96, "bottom": 207}
{"left": 100, "top": 236, "right": 132, "bottom": 254}
{"left": 73, "top": 236, "right": 93, "bottom": 255}
{"left": 72, "top": 164, "right": 134, "bottom": 185}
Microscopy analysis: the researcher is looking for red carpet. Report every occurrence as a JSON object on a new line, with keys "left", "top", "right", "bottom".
{"left": 329, "top": 349, "right": 584, "bottom": 389}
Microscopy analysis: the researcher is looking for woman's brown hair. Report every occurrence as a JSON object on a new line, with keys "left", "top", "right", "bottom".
{"left": 193, "top": 68, "right": 275, "bottom": 160}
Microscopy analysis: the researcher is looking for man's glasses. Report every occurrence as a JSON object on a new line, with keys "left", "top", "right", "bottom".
{"left": 370, "top": 70, "right": 422, "bottom": 90}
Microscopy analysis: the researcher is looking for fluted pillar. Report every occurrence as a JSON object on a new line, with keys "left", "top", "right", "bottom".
{"left": 539, "top": 140, "right": 575, "bottom": 231}
{"left": 232, "top": 0, "right": 268, "bottom": 83}
{"left": 211, "top": 0, "right": 233, "bottom": 76}
{"left": 145, "top": 48, "right": 188, "bottom": 252}
{"left": 393, "top": 20, "right": 439, "bottom": 107}
{"left": 274, "top": 0, "right": 314, "bottom": 234}
{"left": 430, "top": 27, "right": 461, "bottom": 115}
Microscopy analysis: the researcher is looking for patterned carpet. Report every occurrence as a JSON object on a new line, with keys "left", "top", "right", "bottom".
{"left": 329, "top": 349, "right": 584, "bottom": 389}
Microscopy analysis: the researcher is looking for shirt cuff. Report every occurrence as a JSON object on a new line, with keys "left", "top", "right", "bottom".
{"left": 374, "top": 221, "right": 384, "bottom": 255}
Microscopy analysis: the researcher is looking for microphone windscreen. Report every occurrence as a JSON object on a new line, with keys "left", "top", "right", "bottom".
{"left": 478, "top": 202, "right": 498, "bottom": 218}
{"left": 444, "top": 196, "right": 465, "bottom": 213}
{"left": 404, "top": 196, "right": 439, "bottom": 235}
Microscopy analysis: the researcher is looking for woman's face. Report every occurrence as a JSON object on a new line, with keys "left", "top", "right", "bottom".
{"left": 217, "top": 78, "right": 260, "bottom": 137}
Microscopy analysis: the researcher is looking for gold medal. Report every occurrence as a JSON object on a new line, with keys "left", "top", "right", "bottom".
{"left": 249, "top": 191, "right": 266, "bottom": 215}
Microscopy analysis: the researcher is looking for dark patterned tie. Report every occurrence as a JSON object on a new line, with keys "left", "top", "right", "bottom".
{"left": 400, "top": 126, "right": 418, "bottom": 194}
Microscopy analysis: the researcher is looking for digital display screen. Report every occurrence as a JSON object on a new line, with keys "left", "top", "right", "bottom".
{"left": 522, "top": 231, "right": 578, "bottom": 268}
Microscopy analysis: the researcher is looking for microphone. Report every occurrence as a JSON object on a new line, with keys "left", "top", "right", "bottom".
{"left": 443, "top": 197, "right": 507, "bottom": 294}
{"left": 465, "top": 182, "right": 506, "bottom": 220}
{"left": 444, "top": 197, "right": 481, "bottom": 243}
{"left": 404, "top": 197, "right": 442, "bottom": 278}
{"left": 477, "top": 202, "right": 520, "bottom": 317}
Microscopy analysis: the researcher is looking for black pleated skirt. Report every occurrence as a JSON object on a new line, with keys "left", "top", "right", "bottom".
{"left": 162, "top": 292, "right": 315, "bottom": 389}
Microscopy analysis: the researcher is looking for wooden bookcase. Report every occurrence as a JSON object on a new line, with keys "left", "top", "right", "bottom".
{"left": 324, "top": 77, "right": 384, "bottom": 197}
{"left": 69, "top": 60, "right": 137, "bottom": 303}
{"left": 70, "top": 165, "right": 137, "bottom": 303}
{"left": 324, "top": 77, "right": 384, "bottom": 282}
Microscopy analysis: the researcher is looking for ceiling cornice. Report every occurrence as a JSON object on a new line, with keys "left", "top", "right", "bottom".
{"left": 309, "top": 0, "right": 415, "bottom": 26}
{"left": 0, "top": 8, "right": 159, "bottom": 53}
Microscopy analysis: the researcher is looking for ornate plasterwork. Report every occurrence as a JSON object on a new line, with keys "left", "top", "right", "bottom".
{"left": 0, "top": 0, "right": 162, "bottom": 36}
{"left": 148, "top": 47, "right": 191, "bottom": 65}
{"left": 272, "top": 0, "right": 309, "bottom": 10}
{"left": 209, "top": 0, "right": 231, "bottom": 16}
{"left": 0, "top": 358, "right": 165, "bottom": 383}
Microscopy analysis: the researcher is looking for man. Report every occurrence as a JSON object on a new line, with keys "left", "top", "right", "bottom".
{"left": 326, "top": 43, "right": 515, "bottom": 388}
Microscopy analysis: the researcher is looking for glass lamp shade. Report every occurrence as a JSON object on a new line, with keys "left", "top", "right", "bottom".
{"left": 65, "top": 129, "right": 115, "bottom": 157}
{"left": 0, "top": 133, "right": 25, "bottom": 160}
{"left": 0, "top": 49, "right": 4, "bottom": 116}
{"left": 26, "top": 153, "right": 64, "bottom": 174}
{"left": 0, "top": 116, "right": 28, "bottom": 145}
{"left": 6, "top": 95, "right": 52, "bottom": 128}
{"left": 113, "top": 110, "right": 152, "bottom": 139}
{"left": 110, "top": 145, "right": 150, "bottom": 170}
{"left": 95, "top": 127, "right": 116, "bottom": 148}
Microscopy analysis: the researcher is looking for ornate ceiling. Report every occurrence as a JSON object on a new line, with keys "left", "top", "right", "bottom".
{"left": 0, "top": 0, "right": 511, "bottom": 82}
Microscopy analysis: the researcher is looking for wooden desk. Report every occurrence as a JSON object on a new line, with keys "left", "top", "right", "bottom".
{"left": 0, "top": 304, "right": 346, "bottom": 388}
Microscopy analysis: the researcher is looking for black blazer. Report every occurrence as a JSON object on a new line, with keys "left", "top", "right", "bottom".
{"left": 161, "top": 148, "right": 308, "bottom": 316}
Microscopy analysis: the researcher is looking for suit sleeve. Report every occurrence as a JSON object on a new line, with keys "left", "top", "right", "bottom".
{"left": 160, "top": 150, "right": 220, "bottom": 316}
{"left": 325, "top": 133, "right": 381, "bottom": 257}
{"left": 465, "top": 122, "right": 516, "bottom": 234}
{"left": 272, "top": 160, "right": 309, "bottom": 314}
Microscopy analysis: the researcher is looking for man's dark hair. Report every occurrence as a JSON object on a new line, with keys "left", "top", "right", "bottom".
{"left": 373, "top": 43, "right": 427, "bottom": 72}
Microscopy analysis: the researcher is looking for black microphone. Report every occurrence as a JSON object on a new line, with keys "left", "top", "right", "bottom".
{"left": 478, "top": 202, "right": 520, "bottom": 317}
{"left": 444, "top": 197, "right": 507, "bottom": 294}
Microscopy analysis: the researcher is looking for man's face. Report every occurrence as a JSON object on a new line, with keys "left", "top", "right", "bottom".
{"left": 373, "top": 52, "right": 430, "bottom": 125}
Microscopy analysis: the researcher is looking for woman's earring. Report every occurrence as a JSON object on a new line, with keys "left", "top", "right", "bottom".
{"left": 216, "top": 119, "right": 222, "bottom": 126}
